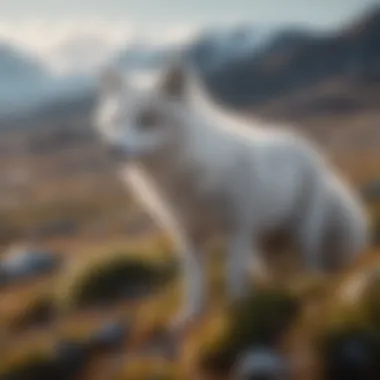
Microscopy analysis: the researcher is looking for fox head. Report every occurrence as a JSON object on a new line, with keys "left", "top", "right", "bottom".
{"left": 94, "top": 61, "right": 192, "bottom": 162}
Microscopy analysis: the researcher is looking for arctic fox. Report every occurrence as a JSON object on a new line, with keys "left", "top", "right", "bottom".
{"left": 94, "top": 61, "right": 368, "bottom": 329}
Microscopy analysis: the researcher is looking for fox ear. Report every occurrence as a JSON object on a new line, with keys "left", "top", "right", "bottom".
{"left": 99, "top": 66, "right": 125, "bottom": 96}
{"left": 160, "top": 63, "right": 187, "bottom": 100}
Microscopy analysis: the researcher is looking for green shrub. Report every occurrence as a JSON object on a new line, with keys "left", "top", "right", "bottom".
{"left": 226, "top": 289, "right": 300, "bottom": 346}
{"left": 198, "top": 288, "right": 300, "bottom": 374}
{"left": 9, "top": 293, "right": 57, "bottom": 332}
{"left": 58, "top": 250, "right": 178, "bottom": 310}
{"left": 0, "top": 346, "right": 53, "bottom": 380}
{"left": 360, "top": 270, "right": 380, "bottom": 329}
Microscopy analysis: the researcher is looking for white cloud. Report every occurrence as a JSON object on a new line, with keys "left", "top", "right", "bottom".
{"left": 149, "top": 24, "right": 199, "bottom": 45}
{"left": 0, "top": 18, "right": 134, "bottom": 74}
{"left": 0, "top": 17, "right": 134, "bottom": 51}
{"left": 0, "top": 17, "right": 198, "bottom": 75}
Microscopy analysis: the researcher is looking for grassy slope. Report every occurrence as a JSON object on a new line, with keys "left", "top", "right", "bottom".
{"left": 0, "top": 101, "right": 379, "bottom": 379}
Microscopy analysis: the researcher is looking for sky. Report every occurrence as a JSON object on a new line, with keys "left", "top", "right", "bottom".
{"left": 0, "top": 0, "right": 378, "bottom": 73}
{"left": 0, "top": 0, "right": 378, "bottom": 28}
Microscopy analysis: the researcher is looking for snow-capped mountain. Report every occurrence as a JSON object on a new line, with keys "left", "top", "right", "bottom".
{"left": 113, "top": 41, "right": 180, "bottom": 71}
{"left": 0, "top": 26, "right": 271, "bottom": 121}
{"left": 188, "top": 25, "right": 275, "bottom": 72}
{"left": 0, "top": 44, "right": 50, "bottom": 115}
{"left": 0, "top": 18, "right": 348, "bottom": 124}
{"left": 0, "top": 43, "right": 96, "bottom": 120}
{"left": 111, "top": 26, "right": 274, "bottom": 74}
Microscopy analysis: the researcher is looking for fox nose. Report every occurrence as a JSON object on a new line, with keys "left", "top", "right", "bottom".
{"left": 106, "top": 144, "right": 129, "bottom": 161}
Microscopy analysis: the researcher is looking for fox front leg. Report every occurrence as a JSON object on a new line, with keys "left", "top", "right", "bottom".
{"left": 226, "top": 231, "right": 253, "bottom": 301}
{"left": 170, "top": 238, "right": 207, "bottom": 331}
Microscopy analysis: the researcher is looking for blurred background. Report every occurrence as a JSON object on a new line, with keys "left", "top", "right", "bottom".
{"left": 1, "top": 1, "right": 380, "bottom": 379}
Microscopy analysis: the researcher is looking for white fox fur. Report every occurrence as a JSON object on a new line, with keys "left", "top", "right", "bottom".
{"left": 94, "top": 62, "right": 369, "bottom": 328}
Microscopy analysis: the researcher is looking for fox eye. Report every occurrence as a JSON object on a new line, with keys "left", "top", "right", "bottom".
{"left": 136, "top": 110, "right": 159, "bottom": 130}
{"left": 111, "top": 112, "right": 124, "bottom": 125}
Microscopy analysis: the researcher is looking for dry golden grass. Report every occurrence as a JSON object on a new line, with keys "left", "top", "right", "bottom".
{"left": 1, "top": 243, "right": 380, "bottom": 380}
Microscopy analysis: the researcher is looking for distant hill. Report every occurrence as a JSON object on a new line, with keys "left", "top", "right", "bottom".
{"left": 112, "top": 26, "right": 272, "bottom": 73}
{"left": 1, "top": 5, "right": 379, "bottom": 135}
{"left": 114, "top": 42, "right": 180, "bottom": 71}
{"left": 203, "top": 6, "right": 380, "bottom": 109}
{"left": 0, "top": 44, "right": 50, "bottom": 116}
{"left": 0, "top": 43, "right": 96, "bottom": 124}
{"left": 187, "top": 25, "right": 274, "bottom": 73}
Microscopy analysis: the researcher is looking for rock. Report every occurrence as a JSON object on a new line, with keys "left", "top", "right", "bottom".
{"left": 233, "top": 348, "right": 290, "bottom": 380}
{"left": 322, "top": 328, "right": 380, "bottom": 380}
{"left": 88, "top": 320, "right": 130, "bottom": 351}
{"left": 139, "top": 329, "right": 179, "bottom": 361}
{"left": 53, "top": 340, "right": 89, "bottom": 377}
{"left": 0, "top": 248, "right": 61, "bottom": 285}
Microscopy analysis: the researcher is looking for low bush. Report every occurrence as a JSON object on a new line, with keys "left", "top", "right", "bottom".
{"left": 0, "top": 345, "right": 54, "bottom": 380}
{"left": 197, "top": 288, "right": 300, "bottom": 375}
{"left": 8, "top": 293, "right": 57, "bottom": 332}
{"left": 57, "top": 249, "right": 178, "bottom": 310}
